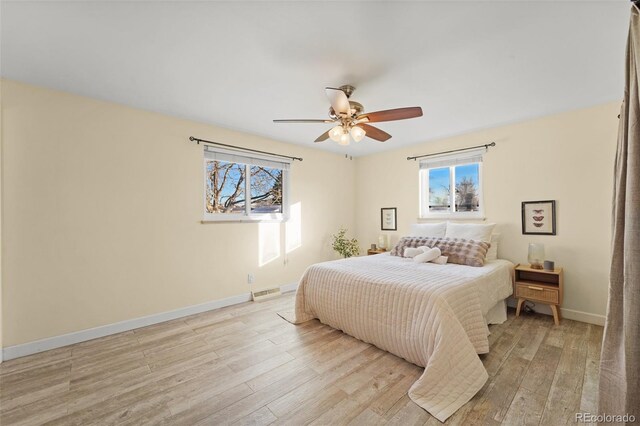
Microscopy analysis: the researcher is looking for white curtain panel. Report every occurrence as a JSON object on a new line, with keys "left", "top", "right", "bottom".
{"left": 598, "top": 5, "right": 640, "bottom": 423}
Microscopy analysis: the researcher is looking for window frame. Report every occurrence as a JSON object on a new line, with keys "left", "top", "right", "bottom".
{"left": 202, "top": 152, "right": 290, "bottom": 223}
{"left": 419, "top": 161, "right": 484, "bottom": 220}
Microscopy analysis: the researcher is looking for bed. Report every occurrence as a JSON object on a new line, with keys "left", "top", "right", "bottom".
{"left": 284, "top": 252, "right": 514, "bottom": 422}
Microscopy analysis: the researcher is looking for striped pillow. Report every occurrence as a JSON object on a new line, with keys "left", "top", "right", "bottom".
{"left": 391, "top": 237, "right": 490, "bottom": 267}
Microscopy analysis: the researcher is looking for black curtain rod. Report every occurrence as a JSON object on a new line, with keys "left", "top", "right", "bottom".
{"left": 407, "top": 142, "right": 496, "bottom": 161}
{"left": 189, "top": 137, "right": 303, "bottom": 162}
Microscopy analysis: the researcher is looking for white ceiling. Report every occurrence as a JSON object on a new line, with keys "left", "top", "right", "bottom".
{"left": 0, "top": 1, "right": 630, "bottom": 156}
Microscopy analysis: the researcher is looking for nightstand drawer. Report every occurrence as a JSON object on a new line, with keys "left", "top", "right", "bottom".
{"left": 515, "top": 283, "right": 559, "bottom": 304}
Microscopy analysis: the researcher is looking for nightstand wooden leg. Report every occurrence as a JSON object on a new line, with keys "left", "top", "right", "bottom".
{"left": 516, "top": 298, "right": 526, "bottom": 317}
{"left": 550, "top": 305, "right": 560, "bottom": 325}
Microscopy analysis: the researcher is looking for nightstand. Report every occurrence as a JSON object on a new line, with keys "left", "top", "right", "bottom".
{"left": 514, "top": 264, "right": 563, "bottom": 325}
{"left": 367, "top": 248, "right": 387, "bottom": 255}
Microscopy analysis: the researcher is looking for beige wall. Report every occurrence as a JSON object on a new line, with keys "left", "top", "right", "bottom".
{"left": 0, "top": 79, "right": 618, "bottom": 349}
{"left": 354, "top": 102, "right": 619, "bottom": 321}
{"left": 1, "top": 80, "right": 356, "bottom": 347}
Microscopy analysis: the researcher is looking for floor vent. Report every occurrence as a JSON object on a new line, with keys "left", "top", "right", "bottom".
{"left": 251, "top": 287, "right": 281, "bottom": 302}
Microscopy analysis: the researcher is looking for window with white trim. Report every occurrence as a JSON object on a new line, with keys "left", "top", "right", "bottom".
{"left": 204, "top": 147, "right": 290, "bottom": 221}
{"left": 419, "top": 148, "right": 484, "bottom": 218}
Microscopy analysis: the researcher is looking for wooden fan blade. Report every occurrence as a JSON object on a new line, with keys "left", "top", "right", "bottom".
{"left": 314, "top": 130, "right": 331, "bottom": 142}
{"left": 358, "top": 107, "right": 423, "bottom": 123}
{"left": 325, "top": 87, "right": 350, "bottom": 114}
{"left": 360, "top": 123, "right": 391, "bottom": 142}
{"left": 273, "top": 119, "right": 335, "bottom": 123}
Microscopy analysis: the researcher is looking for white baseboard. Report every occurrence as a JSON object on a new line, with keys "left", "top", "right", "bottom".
{"left": 280, "top": 282, "right": 299, "bottom": 293}
{"left": 506, "top": 298, "right": 605, "bottom": 326}
{"left": 5, "top": 282, "right": 602, "bottom": 361}
{"left": 558, "top": 308, "right": 606, "bottom": 326}
{"left": 3, "top": 282, "right": 299, "bottom": 361}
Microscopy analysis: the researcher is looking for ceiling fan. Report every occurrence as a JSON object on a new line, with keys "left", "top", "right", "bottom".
{"left": 273, "top": 85, "right": 423, "bottom": 145}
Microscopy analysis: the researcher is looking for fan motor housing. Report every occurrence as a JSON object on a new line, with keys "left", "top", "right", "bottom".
{"left": 329, "top": 101, "right": 364, "bottom": 120}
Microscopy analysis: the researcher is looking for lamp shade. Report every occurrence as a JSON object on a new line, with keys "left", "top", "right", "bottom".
{"left": 338, "top": 133, "right": 350, "bottom": 145}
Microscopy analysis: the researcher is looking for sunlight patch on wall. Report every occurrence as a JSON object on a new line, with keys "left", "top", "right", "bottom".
{"left": 286, "top": 202, "right": 302, "bottom": 253}
{"left": 259, "top": 222, "right": 281, "bottom": 266}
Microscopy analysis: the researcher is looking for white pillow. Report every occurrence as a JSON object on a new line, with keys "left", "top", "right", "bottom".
{"left": 485, "top": 233, "right": 500, "bottom": 261}
{"left": 409, "top": 223, "right": 447, "bottom": 238}
{"left": 413, "top": 247, "right": 442, "bottom": 263}
{"left": 445, "top": 222, "right": 495, "bottom": 242}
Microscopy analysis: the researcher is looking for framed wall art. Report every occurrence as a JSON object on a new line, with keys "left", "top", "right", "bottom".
{"left": 381, "top": 207, "right": 397, "bottom": 231}
{"left": 522, "top": 200, "right": 556, "bottom": 235}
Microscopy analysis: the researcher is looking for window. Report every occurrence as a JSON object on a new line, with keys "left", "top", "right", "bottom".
{"left": 204, "top": 147, "right": 290, "bottom": 221}
{"left": 419, "top": 148, "right": 484, "bottom": 218}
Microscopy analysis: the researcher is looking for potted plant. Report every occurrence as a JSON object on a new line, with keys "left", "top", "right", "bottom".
{"left": 332, "top": 227, "right": 360, "bottom": 258}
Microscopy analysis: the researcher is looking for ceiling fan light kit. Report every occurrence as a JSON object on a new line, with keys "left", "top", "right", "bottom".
{"left": 274, "top": 85, "right": 423, "bottom": 146}
{"left": 328, "top": 124, "right": 366, "bottom": 145}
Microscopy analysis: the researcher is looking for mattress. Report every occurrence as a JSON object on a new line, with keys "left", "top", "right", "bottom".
{"left": 438, "top": 258, "right": 514, "bottom": 320}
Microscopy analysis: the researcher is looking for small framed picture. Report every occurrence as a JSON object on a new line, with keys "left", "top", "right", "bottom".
{"left": 381, "top": 207, "right": 397, "bottom": 231}
{"left": 522, "top": 200, "right": 556, "bottom": 235}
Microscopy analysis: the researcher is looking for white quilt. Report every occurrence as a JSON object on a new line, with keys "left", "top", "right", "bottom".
{"left": 288, "top": 253, "right": 514, "bottom": 422}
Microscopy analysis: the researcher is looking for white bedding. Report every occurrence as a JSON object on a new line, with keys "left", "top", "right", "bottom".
{"left": 461, "top": 258, "right": 514, "bottom": 321}
{"left": 285, "top": 253, "right": 514, "bottom": 421}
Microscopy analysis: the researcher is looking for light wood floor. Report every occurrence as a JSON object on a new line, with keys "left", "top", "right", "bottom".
{"left": 0, "top": 293, "right": 602, "bottom": 425}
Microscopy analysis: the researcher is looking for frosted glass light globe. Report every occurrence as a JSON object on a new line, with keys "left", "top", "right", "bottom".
{"left": 329, "top": 126, "right": 344, "bottom": 142}
{"left": 339, "top": 133, "right": 350, "bottom": 145}
{"left": 350, "top": 126, "right": 366, "bottom": 142}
